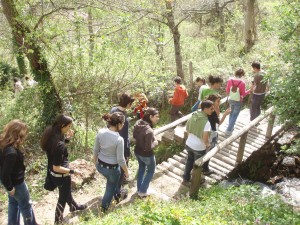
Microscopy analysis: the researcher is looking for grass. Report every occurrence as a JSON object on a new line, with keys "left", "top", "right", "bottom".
{"left": 77, "top": 184, "right": 300, "bottom": 225}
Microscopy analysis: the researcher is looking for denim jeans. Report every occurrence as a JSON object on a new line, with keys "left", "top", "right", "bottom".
{"left": 250, "top": 94, "right": 265, "bottom": 121}
{"left": 183, "top": 145, "right": 206, "bottom": 181}
{"left": 135, "top": 154, "right": 156, "bottom": 194}
{"left": 226, "top": 100, "right": 242, "bottom": 133}
{"left": 203, "top": 131, "right": 218, "bottom": 171}
{"left": 191, "top": 100, "right": 200, "bottom": 112}
{"left": 96, "top": 163, "right": 121, "bottom": 210}
{"left": 8, "top": 181, "right": 38, "bottom": 225}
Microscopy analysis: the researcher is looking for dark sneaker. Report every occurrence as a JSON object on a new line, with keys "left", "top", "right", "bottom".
{"left": 114, "top": 189, "right": 128, "bottom": 203}
{"left": 202, "top": 169, "right": 213, "bottom": 175}
{"left": 70, "top": 204, "right": 87, "bottom": 212}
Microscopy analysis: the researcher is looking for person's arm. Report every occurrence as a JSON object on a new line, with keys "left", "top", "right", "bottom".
{"left": 116, "top": 138, "right": 129, "bottom": 178}
{"left": 2, "top": 149, "right": 17, "bottom": 196}
{"left": 202, "top": 131, "right": 210, "bottom": 149}
{"left": 226, "top": 80, "right": 231, "bottom": 94}
{"left": 219, "top": 108, "right": 231, "bottom": 125}
{"left": 52, "top": 142, "right": 81, "bottom": 175}
{"left": 93, "top": 133, "right": 101, "bottom": 165}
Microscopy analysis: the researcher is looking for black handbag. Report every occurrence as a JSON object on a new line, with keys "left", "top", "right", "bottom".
{"left": 44, "top": 169, "right": 57, "bottom": 191}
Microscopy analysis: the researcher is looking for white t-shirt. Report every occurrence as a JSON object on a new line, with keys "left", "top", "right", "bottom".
{"left": 186, "top": 121, "right": 211, "bottom": 151}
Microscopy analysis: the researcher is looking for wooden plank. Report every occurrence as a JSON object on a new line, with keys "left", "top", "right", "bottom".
{"left": 236, "top": 132, "right": 248, "bottom": 164}
{"left": 213, "top": 152, "right": 237, "bottom": 166}
{"left": 173, "top": 154, "right": 187, "bottom": 164}
{"left": 157, "top": 164, "right": 184, "bottom": 182}
{"left": 209, "top": 157, "right": 235, "bottom": 171}
{"left": 161, "top": 161, "right": 184, "bottom": 177}
{"left": 168, "top": 158, "right": 186, "bottom": 170}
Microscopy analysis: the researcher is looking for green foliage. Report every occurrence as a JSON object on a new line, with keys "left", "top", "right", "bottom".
{"left": 269, "top": 0, "right": 300, "bottom": 126}
{"left": 155, "top": 142, "right": 184, "bottom": 164}
{"left": 77, "top": 185, "right": 300, "bottom": 225}
{"left": 281, "top": 139, "right": 300, "bottom": 155}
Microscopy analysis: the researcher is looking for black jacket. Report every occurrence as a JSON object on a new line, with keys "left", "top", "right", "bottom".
{"left": 1, "top": 146, "right": 25, "bottom": 191}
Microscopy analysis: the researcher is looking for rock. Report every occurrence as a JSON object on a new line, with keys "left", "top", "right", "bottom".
{"left": 281, "top": 156, "right": 296, "bottom": 167}
{"left": 267, "top": 175, "right": 284, "bottom": 185}
{"left": 295, "top": 156, "right": 300, "bottom": 166}
{"left": 69, "top": 159, "right": 96, "bottom": 189}
{"left": 277, "top": 131, "right": 297, "bottom": 146}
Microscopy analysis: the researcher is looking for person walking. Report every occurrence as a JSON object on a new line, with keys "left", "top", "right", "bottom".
{"left": 199, "top": 75, "right": 223, "bottom": 101}
{"left": 110, "top": 93, "right": 135, "bottom": 196}
{"left": 225, "top": 69, "right": 251, "bottom": 135}
{"left": 250, "top": 62, "right": 269, "bottom": 121}
{"left": 40, "top": 115, "right": 86, "bottom": 224}
{"left": 182, "top": 100, "right": 214, "bottom": 183}
{"left": 169, "top": 77, "right": 189, "bottom": 122}
{"left": 133, "top": 108, "right": 160, "bottom": 197}
{"left": 191, "top": 77, "right": 207, "bottom": 112}
{"left": 203, "top": 94, "right": 230, "bottom": 174}
{"left": 0, "top": 119, "right": 39, "bottom": 225}
{"left": 93, "top": 112, "right": 129, "bottom": 211}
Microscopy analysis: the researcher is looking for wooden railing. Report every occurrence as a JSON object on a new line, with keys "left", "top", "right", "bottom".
{"left": 153, "top": 97, "right": 228, "bottom": 136}
{"left": 194, "top": 106, "right": 275, "bottom": 167}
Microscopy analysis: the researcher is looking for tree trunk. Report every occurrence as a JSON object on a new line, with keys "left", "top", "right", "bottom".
{"left": 165, "top": 0, "right": 184, "bottom": 80}
{"left": 2, "top": 0, "right": 62, "bottom": 125}
{"left": 88, "top": 8, "right": 95, "bottom": 64}
{"left": 13, "top": 36, "right": 27, "bottom": 76}
{"left": 244, "top": 0, "right": 256, "bottom": 53}
{"left": 215, "top": 1, "right": 226, "bottom": 52}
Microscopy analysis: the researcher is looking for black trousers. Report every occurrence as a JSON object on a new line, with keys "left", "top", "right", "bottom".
{"left": 52, "top": 175, "right": 78, "bottom": 224}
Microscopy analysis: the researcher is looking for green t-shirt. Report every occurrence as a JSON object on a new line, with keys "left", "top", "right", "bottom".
{"left": 200, "top": 87, "right": 217, "bottom": 101}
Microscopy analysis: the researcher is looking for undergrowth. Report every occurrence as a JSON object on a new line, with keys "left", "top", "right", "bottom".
{"left": 78, "top": 184, "right": 300, "bottom": 225}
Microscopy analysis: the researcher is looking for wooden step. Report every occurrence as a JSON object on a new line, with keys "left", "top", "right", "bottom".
{"left": 207, "top": 161, "right": 230, "bottom": 176}
{"left": 161, "top": 161, "right": 184, "bottom": 177}
{"left": 209, "top": 157, "right": 235, "bottom": 171}
{"left": 213, "top": 152, "right": 237, "bottom": 166}
{"left": 174, "top": 125, "right": 186, "bottom": 144}
{"left": 173, "top": 154, "right": 187, "bottom": 164}
{"left": 161, "top": 130, "right": 175, "bottom": 143}
{"left": 157, "top": 164, "right": 183, "bottom": 182}
{"left": 168, "top": 158, "right": 186, "bottom": 170}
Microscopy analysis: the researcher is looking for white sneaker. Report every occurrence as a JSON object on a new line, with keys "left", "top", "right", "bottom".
{"left": 138, "top": 192, "right": 150, "bottom": 197}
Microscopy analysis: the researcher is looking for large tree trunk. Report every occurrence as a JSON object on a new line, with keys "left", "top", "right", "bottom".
{"left": 165, "top": 0, "right": 184, "bottom": 80}
{"left": 88, "top": 8, "right": 95, "bottom": 64}
{"left": 13, "top": 36, "right": 27, "bottom": 76}
{"left": 1, "top": 0, "right": 62, "bottom": 125}
{"left": 244, "top": 0, "right": 256, "bottom": 52}
{"left": 215, "top": 0, "right": 226, "bottom": 52}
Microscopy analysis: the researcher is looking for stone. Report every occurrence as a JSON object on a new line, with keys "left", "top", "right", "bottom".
{"left": 281, "top": 156, "right": 296, "bottom": 167}
{"left": 69, "top": 159, "right": 96, "bottom": 189}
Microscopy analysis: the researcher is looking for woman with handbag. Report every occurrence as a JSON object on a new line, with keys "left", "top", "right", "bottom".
{"left": 0, "top": 119, "right": 39, "bottom": 225}
{"left": 40, "top": 114, "right": 86, "bottom": 224}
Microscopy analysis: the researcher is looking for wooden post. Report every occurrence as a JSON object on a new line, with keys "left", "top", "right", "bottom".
{"left": 236, "top": 132, "right": 248, "bottom": 164}
{"left": 266, "top": 113, "right": 275, "bottom": 138}
{"left": 189, "top": 164, "right": 202, "bottom": 198}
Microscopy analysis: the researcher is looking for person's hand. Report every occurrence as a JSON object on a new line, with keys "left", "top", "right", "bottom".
{"left": 224, "top": 108, "right": 231, "bottom": 115}
{"left": 124, "top": 171, "right": 129, "bottom": 179}
{"left": 8, "top": 187, "right": 15, "bottom": 196}
{"left": 74, "top": 169, "right": 82, "bottom": 176}
{"left": 66, "top": 129, "right": 74, "bottom": 139}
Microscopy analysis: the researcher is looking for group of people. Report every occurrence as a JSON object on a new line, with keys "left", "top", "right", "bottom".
{"left": 181, "top": 61, "right": 269, "bottom": 177}
{"left": 0, "top": 93, "right": 159, "bottom": 224}
{"left": 0, "top": 61, "right": 269, "bottom": 224}
{"left": 13, "top": 76, "right": 38, "bottom": 97}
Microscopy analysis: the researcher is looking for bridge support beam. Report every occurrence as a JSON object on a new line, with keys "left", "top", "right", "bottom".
{"left": 266, "top": 113, "right": 275, "bottom": 138}
{"left": 236, "top": 132, "right": 248, "bottom": 164}
{"left": 189, "top": 165, "right": 202, "bottom": 198}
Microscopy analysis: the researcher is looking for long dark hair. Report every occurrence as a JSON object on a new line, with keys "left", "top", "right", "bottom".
{"left": 142, "top": 107, "right": 159, "bottom": 128}
{"left": 40, "top": 114, "right": 73, "bottom": 153}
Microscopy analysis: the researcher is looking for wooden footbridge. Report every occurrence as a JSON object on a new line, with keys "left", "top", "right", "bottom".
{"left": 150, "top": 101, "right": 285, "bottom": 197}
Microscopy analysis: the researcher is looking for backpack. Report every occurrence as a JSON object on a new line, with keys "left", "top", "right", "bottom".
{"left": 229, "top": 80, "right": 242, "bottom": 101}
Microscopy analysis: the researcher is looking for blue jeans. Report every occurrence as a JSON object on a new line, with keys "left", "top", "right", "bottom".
{"left": 191, "top": 100, "right": 200, "bottom": 112}
{"left": 183, "top": 145, "right": 206, "bottom": 181}
{"left": 226, "top": 100, "right": 242, "bottom": 133}
{"left": 135, "top": 154, "right": 156, "bottom": 193}
{"left": 96, "top": 163, "right": 121, "bottom": 210}
{"left": 8, "top": 181, "right": 38, "bottom": 225}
